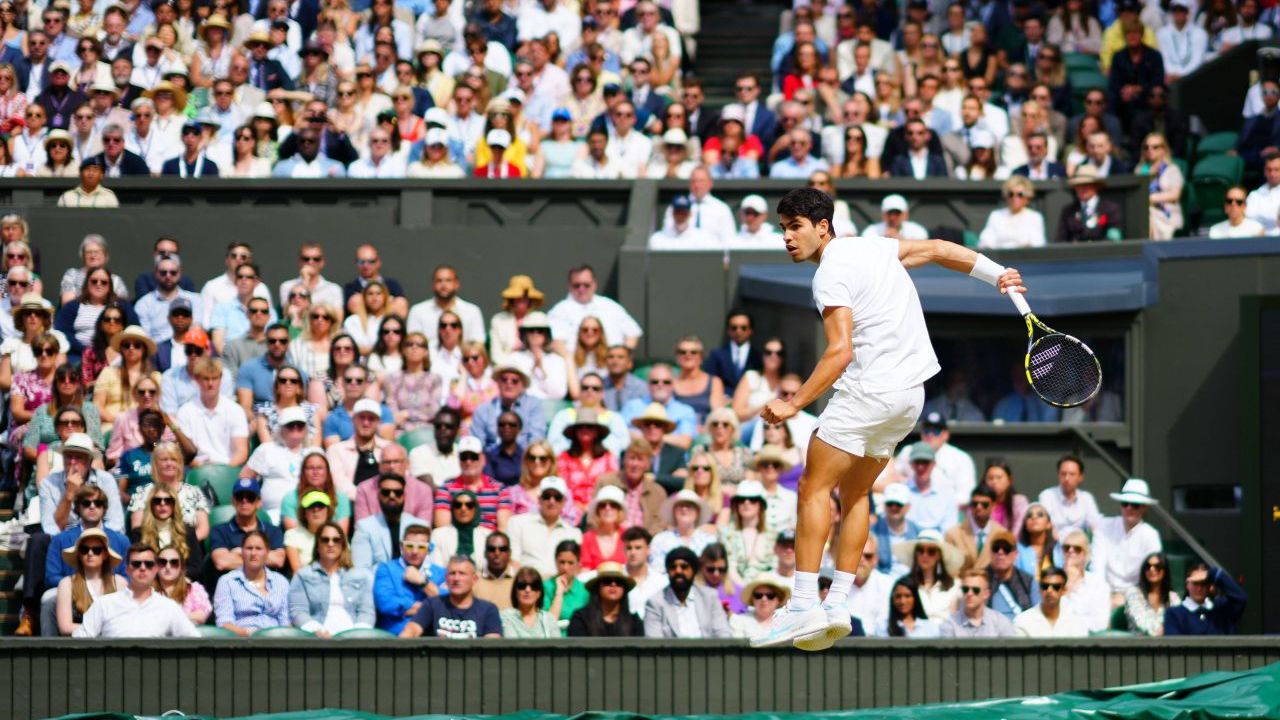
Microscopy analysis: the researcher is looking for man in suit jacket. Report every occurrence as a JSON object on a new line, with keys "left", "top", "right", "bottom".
{"left": 1011, "top": 131, "right": 1067, "bottom": 179}
{"left": 89, "top": 124, "right": 151, "bottom": 176}
{"left": 1079, "top": 131, "right": 1133, "bottom": 177}
{"left": 1163, "top": 563, "right": 1247, "bottom": 636}
{"left": 1057, "top": 167, "right": 1124, "bottom": 242}
{"left": 681, "top": 78, "right": 718, "bottom": 142}
{"left": 944, "top": 486, "right": 1009, "bottom": 569}
{"left": 731, "top": 72, "right": 778, "bottom": 147}
{"left": 703, "top": 310, "right": 761, "bottom": 394}
{"left": 351, "top": 474, "right": 430, "bottom": 570}
{"left": 888, "top": 119, "right": 949, "bottom": 178}
{"left": 277, "top": 101, "right": 359, "bottom": 165}
{"left": 244, "top": 31, "right": 294, "bottom": 92}
{"left": 628, "top": 57, "right": 667, "bottom": 127}
{"left": 1067, "top": 88, "right": 1125, "bottom": 148}
{"left": 161, "top": 121, "right": 220, "bottom": 176}
{"left": 643, "top": 547, "right": 732, "bottom": 638}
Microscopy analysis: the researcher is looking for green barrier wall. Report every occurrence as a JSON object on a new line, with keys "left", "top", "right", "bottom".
{"left": 4, "top": 638, "right": 1278, "bottom": 719}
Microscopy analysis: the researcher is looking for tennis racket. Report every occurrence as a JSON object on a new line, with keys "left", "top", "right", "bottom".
{"left": 1009, "top": 291, "right": 1102, "bottom": 408}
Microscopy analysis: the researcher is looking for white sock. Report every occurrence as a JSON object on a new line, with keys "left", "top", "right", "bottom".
{"left": 823, "top": 570, "right": 856, "bottom": 609}
{"left": 790, "top": 571, "right": 820, "bottom": 610}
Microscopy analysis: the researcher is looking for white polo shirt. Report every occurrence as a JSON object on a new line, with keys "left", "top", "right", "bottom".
{"left": 176, "top": 395, "right": 249, "bottom": 465}
{"left": 73, "top": 589, "right": 201, "bottom": 638}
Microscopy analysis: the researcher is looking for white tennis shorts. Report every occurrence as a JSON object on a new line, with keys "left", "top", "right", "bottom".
{"left": 815, "top": 383, "right": 925, "bottom": 459}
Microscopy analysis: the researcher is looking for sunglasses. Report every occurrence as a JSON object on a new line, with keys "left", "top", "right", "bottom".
{"left": 991, "top": 543, "right": 1015, "bottom": 555}
{"left": 381, "top": 327, "right": 403, "bottom": 336}
{"left": 1062, "top": 544, "right": 1086, "bottom": 554}
{"left": 689, "top": 465, "right": 712, "bottom": 472}
{"left": 268, "top": 338, "right": 291, "bottom": 347}
{"left": 151, "top": 497, "right": 175, "bottom": 507}
{"left": 597, "top": 577, "right": 626, "bottom": 588}
{"left": 528, "top": 454, "right": 552, "bottom": 463}
{"left": 439, "top": 321, "right": 461, "bottom": 329}
{"left": 78, "top": 499, "right": 108, "bottom": 509}
{"left": 515, "top": 581, "right": 540, "bottom": 591}
{"left": 916, "top": 547, "right": 940, "bottom": 557}
{"left": 136, "top": 388, "right": 158, "bottom": 396}
{"left": 486, "top": 544, "right": 511, "bottom": 553}
{"left": 379, "top": 487, "right": 404, "bottom": 498}
{"left": 452, "top": 501, "right": 476, "bottom": 509}
{"left": 540, "top": 492, "right": 564, "bottom": 502}
{"left": 702, "top": 565, "right": 726, "bottom": 575}
{"left": 233, "top": 492, "right": 258, "bottom": 502}
{"left": 79, "top": 544, "right": 106, "bottom": 557}
{"left": 130, "top": 560, "right": 157, "bottom": 569}
{"left": 157, "top": 557, "right": 183, "bottom": 568}
{"left": 58, "top": 418, "right": 85, "bottom": 427}
{"left": 1145, "top": 563, "right": 1165, "bottom": 571}
{"left": 185, "top": 346, "right": 206, "bottom": 356}
{"left": 1040, "top": 581, "right": 1064, "bottom": 591}
{"left": 318, "top": 535, "right": 344, "bottom": 545}
{"left": 959, "top": 585, "right": 984, "bottom": 595}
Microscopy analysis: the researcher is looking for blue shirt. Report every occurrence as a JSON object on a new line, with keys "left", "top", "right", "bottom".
{"left": 769, "top": 155, "right": 831, "bottom": 179}
{"left": 134, "top": 289, "right": 203, "bottom": 343}
{"left": 470, "top": 394, "right": 547, "bottom": 450}
{"left": 209, "top": 298, "right": 277, "bottom": 343}
{"left": 906, "top": 481, "right": 958, "bottom": 533}
{"left": 45, "top": 525, "right": 130, "bottom": 589}
{"left": 620, "top": 396, "right": 698, "bottom": 439}
{"left": 871, "top": 516, "right": 920, "bottom": 573}
{"left": 111, "top": 447, "right": 154, "bottom": 499}
{"left": 484, "top": 444, "right": 523, "bottom": 486}
{"left": 409, "top": 595, "right": 502, "bottom": 638}
{"left": 322, "top": 402, "right": 395, "bottom": 442}
{"left": 213, "top": 568, "right": 291, "bottom": 631}
{"left": 237, "top": 355, "right": 309, "bottom": 406}
{"left": 208, "top": 519, "right": 285, "bottom": 553}
{"left": 373, "top": 556, "right": 447, "bottom": 634}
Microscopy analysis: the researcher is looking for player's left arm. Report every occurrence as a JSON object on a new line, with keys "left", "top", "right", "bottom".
{"left": 897, "top": 239, "right": 1026, "bottom": 294}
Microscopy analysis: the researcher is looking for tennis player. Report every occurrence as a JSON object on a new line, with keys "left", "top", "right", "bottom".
{"left": 751, "top": 188, "right": 1025, "bottom": 650}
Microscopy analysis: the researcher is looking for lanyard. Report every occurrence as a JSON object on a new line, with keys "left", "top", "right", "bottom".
{"left": 178, "top": 152, "right": 206, "bottom": 178}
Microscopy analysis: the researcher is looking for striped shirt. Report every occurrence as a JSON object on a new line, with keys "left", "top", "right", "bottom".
{"left": 212, "top": 568, "right": 291, "bottom": 631}
{"left": 433, "top": 476, "right": 510, "bottom": 530}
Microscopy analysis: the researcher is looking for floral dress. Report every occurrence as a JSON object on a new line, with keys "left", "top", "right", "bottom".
{"left": 719, "top": 525, "right": 778, "bottom": 586}
{"left": 447, "top": 373, "right": 498, "bottom": 433}
{"left": 692, "top": 443, "right": 753, "bottom": 487}
{"left": 8, "top": 370, "right": 51, "bottom": 451}
{"left": 383, "top": 370, "right": 443, "bottom": 431}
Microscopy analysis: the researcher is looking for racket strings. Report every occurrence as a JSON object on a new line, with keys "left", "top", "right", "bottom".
{"left": 1027, "top": 334, "right": 1102, "bottom": 406}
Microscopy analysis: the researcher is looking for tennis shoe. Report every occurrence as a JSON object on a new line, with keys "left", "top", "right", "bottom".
{"left": 792, "top": 603, "right": 853, "bottom": 652}
{"left": 750, "top": 604, "right": 829, "bottom": 649}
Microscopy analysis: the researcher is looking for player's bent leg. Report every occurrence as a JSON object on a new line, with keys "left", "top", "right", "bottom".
{"left": 794, "top": 448, "right": 889, "bottom": 652}
{"left": 750, "top": 434, "right": 849, "bottom": 649}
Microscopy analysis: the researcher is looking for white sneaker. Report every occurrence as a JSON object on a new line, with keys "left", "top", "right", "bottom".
{"left": 749, "top": 604, "right": 829, "bottom": 649}
{"left": 792, "top": 604, "right": 853, "bottom": 652}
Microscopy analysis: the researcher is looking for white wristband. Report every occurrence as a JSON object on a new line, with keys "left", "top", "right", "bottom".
{"left": 968, "top": 253, "right": 1005, "bottom": 287}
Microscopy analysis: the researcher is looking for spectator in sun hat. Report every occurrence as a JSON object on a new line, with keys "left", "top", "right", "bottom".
{"left": 864, "top": 193, "right": 929, "bottom": 240}
{"left": 39, "top": 432, "right": 125, "bottom": 535}
{"left": 730, "top": 572, "right": 790, "bottom": 639}
{"left": 649, "top": 489, "right": 716, "bottom": 571}
{"left": 568, "top": 560, "right": 644, "bottom": 636}
{"left": 1094, "top": 479, "right": 1163, "bottom": 595}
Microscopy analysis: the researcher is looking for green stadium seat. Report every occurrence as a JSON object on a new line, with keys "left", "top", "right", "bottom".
{"left": 633, "top": 363, "right": 653, "bottom": 381}
{"left": 1089, "top": 629, "right": 1135, "bottom": 637}
{"left": 1192, "top": 154, "right": 1245, "bottom": 227}
{"left": 253, "top": 626, "right": 314, "bottom": 638}
{"left": 1064, "top": 52, "right": 1100, "bottom": 73}
{"left": 398, "top": 427, "right": 434, "bottom": 452}
{"left": 208, "top": 505, "right": 237, "bottom": 526}
{"left": 334, "top": 627, "right": 398, "bottom": 639}
{"left": 1069, "top": 70, "right": 1107, "bottom": 114}
{"left": 542, "top": 398, "right": 572, "bottom": 421}
{"left": 1172, "top": 157, "right": 1198, "bottom": 235}
{"left": 1109, "top": 605, "right": 1129, "bottom": 631}
{"left": 188, "top": 464, "right": 243, "bottom": 505}
{"left": 197, "top": 625, "right": 240, "bottom": 638}
{"left": 1194, "top": 131, "right": 1239, "bottom": 162}
{"left": 963, "top": 229, "right": 979, "bottom": 248}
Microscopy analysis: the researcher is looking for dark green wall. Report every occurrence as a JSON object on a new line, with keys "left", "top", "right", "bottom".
{"left": 2, "top": 638, "right": 1277, "bottom": 718}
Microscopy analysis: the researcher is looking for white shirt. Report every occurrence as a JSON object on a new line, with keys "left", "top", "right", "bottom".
{"left": 1246, "top": 182, "right": 1280, "bottom": 233}
{"left": 747, "top": 410, "right": 816, "bottom": 455}
{"left": 648, "top": 226, "right": 722, "bottom": 250}
{"left": 547, "top": 294, "right": 642, "bottom": 347}
{"left": 244, "top": 441, "right": 306, "bottom": 524}
{"left": 863, "top": 220, "right": 929, "bottom": 241}
{"left": 1037, "top": 486, "right": 1102, "bottom": 536}
{"left": 348, "top": 154, "right": 407, "bottom": 178}
{"left": 126, "top": 127, "right": 176, "bottom": 174}
{"left": 811, "top": 236, "right": 940, "bottom": 393}
{"left": 572, "top": 155, "right": 624, "bottom": 179}
{"left": 736, "top": 225, "right": 784, "bottom": 249}
{"left": 198, "top": 273, "right": 272, "bottom": 327}
{"left": 1208, "top": 218, "right": 1265, "bottom": 238}
{"left": 660, "top": 194, "right": 737, "bottom": 242}
{"left": 72, "top": 589, "right": 201, "bottom": 638}
{"left": 508, "top": 349, "right": 568, "bottom": 400}
{"left": 1158, "top": 22, "right": 1209, "bottom": 77}
{"left": 1095, "top": 516, "right": 1162, "bottom": 593}
{"left": 605, "top": 129, "right": 653, "bottom": 179}
{"left": 406, "top": 297, "right": 486, "bottom": 349}
{"left": 979, "top": 207, "right": 1047, "bottom": 249}
{"left": 1060, "top": 570, "right": 1113, "bottom": 632}
{"left": 278, "top": 275, "right": 344, "bottom": 311}
{"left": 628, "top": 570, "right": 668, "bottom": 620}
{"left": 505, "top": 511, "right": 583, "bottom": 577}
{"left": 846, "top": 568, "right": 893, "bottom": 632}
{"left": 1013, "top": 606, "right": 1089, "bottom": 638}
{"left": 176, "top": 395, "right": 249, "bottom": 465}
{"left": 893, "top": 441, "right": 975, "bottom": 510}
{"left": 408, "top": 442, "right": 460, "bottom": 484}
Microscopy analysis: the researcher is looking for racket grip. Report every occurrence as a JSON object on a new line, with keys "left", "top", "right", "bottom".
{"left": 1009, "top": 289, "right": 1032, "bottom": 317}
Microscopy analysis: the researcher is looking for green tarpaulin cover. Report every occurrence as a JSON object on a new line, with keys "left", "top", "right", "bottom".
{"left": 47, "top": 661, "right": 1280, "bottom": 720}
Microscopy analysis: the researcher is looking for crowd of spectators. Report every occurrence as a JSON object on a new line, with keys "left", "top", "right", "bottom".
{"left": 7, "top": 235, "right": 1246, "bottom": 639}
{"left": 0, "top": 0, "right": 1268, "bottom": 242}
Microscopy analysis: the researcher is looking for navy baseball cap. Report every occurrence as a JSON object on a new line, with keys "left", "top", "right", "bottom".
{"left": 232, "top": 477, "right": 262, "bottom": 498}
{"left": 672, "top": 195, "right": 693, "bottom": 211}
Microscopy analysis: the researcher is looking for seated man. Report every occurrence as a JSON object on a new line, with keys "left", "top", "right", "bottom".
{"left": 863, "top": 194, "right": 929, "bottom": 240}
{"left": 38, "top": 432, "right": 125, "bottom": 536}
{"left": 940, "top": 569, "right": 1016, "bottom": 637}
{"left": 407, "top": 407, "right": 462, "bottom": 487}
{"left": 175, "top": 357, "right": 249, "bottom": 467}
{"left": 1163, "top": 563, "right": 1247, "bottom": 636}
{"left": 469, "top": 365, "right": 547, "bottom": 450}
{"left": 207, "top": 479, "right": 287, "bottom": 586}
{"left": 473, "top": 531, "right": 517, "bottom": 610}
{"left": 902, "top": 443, "right": 956, "bottom": 533}
{"left": 322, "top": 365, "right": 396, "bottom": 446}
{"left": 643, "top": 546, "right": 732, "bottom": 638}
{"left": 619, "top": 364, "right": 697, "bottom": 449}
{"left": 944, "top": 485, "right": 1008, "bottom": 568}
{"left": 1013, "top": 566, "right": 1087, "bottom": 638}
{"left": 505, "top": 476, "right": 583, "bottom": 577}
{"left": 399, "top": 555, "right": 503, "bottom": 638}
{"left": 326, "top": 398, "right": 392, "bottom": 500}
{"left": 352, "top": 474, "right": 429, "bottom": 569}
{"left": 871, "top": 483, "right": 919, "bottom": 574}
{"left": 159, "top": 329, "right": 233, "bottom": 414}
{"left": 985, "top": 529, "right": 1039, "bottom": 620}
{"left": 355, "top": 443, "right": 434, "bottom": 522}
{"left": 373, "top": 523, "right": 446, "bottom": 634}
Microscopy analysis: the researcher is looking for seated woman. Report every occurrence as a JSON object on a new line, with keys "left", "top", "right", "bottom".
{"left": 507, "top": 312, "right": 569, "bottom": 400}
{"left": 127, "top": 441, "right": 211, "bottom": 541}
{"left": 877, "top": 578, "right": 942, "bottom": 638}
{"left": 0, "top": 295, "right": 67, "bottom": 394}
{"left": 92, "top": 325, "right": 160, "bottom": 428}
{"left": 279, "top": 449, "right": 352, "bottom": 536}
{"left": 156, "top": 545, "right": 212, "bottom": 625}
{"left": 129, "top": 484, "right": 204, "bottom": 578}
{"left": 288, "top": 521, "right": 375, "bottom": 638}
{"left": 556, "top": 409, "right": 617, "bottom": 520}
{"left": 719, "top": 480, "right": 777, "bottom": 594}
{"left": 105, "top": 376, "right": 184, "bottom": 467}
{"left": 430, "top": 489, "right": 490, "bottom": 567}
{"left": 24, "top": 363, "right": 104, "bottom": 467}
{"left": 682, "top": 450, "right": 729, "bottom": 530}
{"left": 544, "top": 539, "right": 588, "bottom": 628}
{"left": 384, "top": 331, "right": 444, "bottom": 432}
{"left": 213, "top": 530, "right": 292, "bottom": 636}
{"left": 1123, "top": 551, "right": 1179, "bottom": 636}
{"left": 691, "top": 408, "right": 751, "bottom": 489}
{"left": 729, "top": 573, "right": 789, "bottom": 640}
{"left": 580, "top": 485, "right": 626, "bottom": 571}
{"left": 253, "top": 364, "right": 320, "bottom": 447}
{"left": 285, "top": 491, "right": 335, "bottom": 574}
{"left": 500, "top": 566, "right": 561, "bottom": 638}
{"left": 239, "top": 406, "right": 313, "bottom": 525}
{"left": 567, "top": 561, "right": 643, "bottom": 637}
{"left": 54, "top": 528, "right": 120, "bottom": 636}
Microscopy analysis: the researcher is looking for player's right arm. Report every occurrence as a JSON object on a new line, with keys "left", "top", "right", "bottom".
{"left": 761, "top": 306, "right": 851, "bottom": 424}
{"left": 897, "top": 239, "right": 1025, "bottom": 294}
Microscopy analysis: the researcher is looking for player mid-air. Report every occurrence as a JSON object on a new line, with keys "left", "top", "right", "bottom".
{"left": 751, "top": 188, "right": 1026, "bottom": 651}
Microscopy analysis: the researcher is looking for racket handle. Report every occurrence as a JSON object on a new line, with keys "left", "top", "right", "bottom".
{"left": 1009, "top": 289, "right": 1032, "bottom": 317}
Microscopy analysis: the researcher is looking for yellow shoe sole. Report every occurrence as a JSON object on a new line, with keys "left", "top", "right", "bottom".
{"left": 793, "top": 623, "right": 852, "bottom": 652}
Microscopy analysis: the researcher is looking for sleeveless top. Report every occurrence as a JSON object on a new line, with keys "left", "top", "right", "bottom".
{"left": 674, "top": 374, "right": 713, "bottom": 423}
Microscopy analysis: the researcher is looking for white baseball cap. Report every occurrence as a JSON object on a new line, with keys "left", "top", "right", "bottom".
{"left": 278, "top": 406, "right": 307, "bottom": 426}
{"left": 882, "top": 483, "right": 912, "bottom": 506}
{"left": 537, "top": 475, "right": 570, "bottom": 497}
{"left": 352, "top": 398, "right": 381, "bottom": 417}
{"left": 486, "top": 128, "right": 512, "bottom": 147}
{"left": 662, "top": 128, "right": 688, "bottom": 146}
{"left": 456, "top": 435, "right": 484, "bottom": 454}
{"left": 881, "top": 194, "right": 909, "bottom": 213}
{"left": 425, "top": 127, "right": 449, "bottom": 147}
{"left": 740, "top": 194, "right": 768, "bottom": 214}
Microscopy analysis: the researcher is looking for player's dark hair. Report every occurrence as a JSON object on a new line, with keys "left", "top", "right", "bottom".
{"left": 776, "top": 188, "right": 834, "bottom": 231}
{"left": 1056, "top": 454, "right": 1084, "bottom": 473}
{"left": 887, "top": 579, "right": 929, "bottom": 635}
{"left": 971, "top": 484, "right": 997, "bottom": 502}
